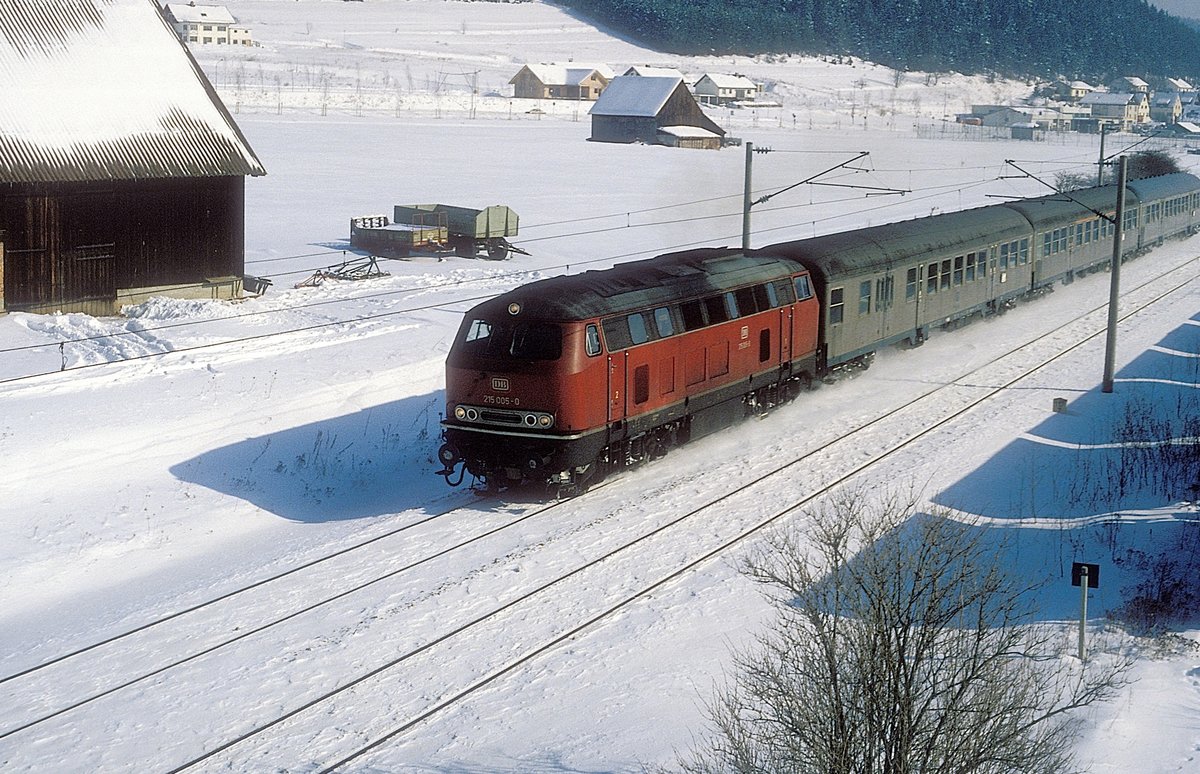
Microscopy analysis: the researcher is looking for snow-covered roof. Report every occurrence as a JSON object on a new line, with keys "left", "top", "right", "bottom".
{"left": 589, "top": 76, "right": 682, "bottom": 117}
{"left": 162, "top": 3, "right": 236, "bottom": 25}
{"left": 697, "top": 73, "right": 758, "bottom": 89}
{"left": 1082, "top": 92, "right": 1137, "bottom": 105}
{"left": 625, "top": 66, "right": 685, "bottom": 79}
{"left": 1069, "top": 80, "right": 1095, "bottom": 90}
{"left": 1115, "top": 76, "right": 1149, "bottom": 88}
{"left": 0, "top": 0, "right": 265, "bottom": 183}
{"left": 657, "top": 125, "right": 720, "bottom": 139}
{"left": 1175, "top": 121, "right": 1200, "bottom": 133}
{"left": 514, "top": 62, "right": 614, "bottom": 86}
{"left": 1168, "top": 77, "right": 1194, "bottom": 90}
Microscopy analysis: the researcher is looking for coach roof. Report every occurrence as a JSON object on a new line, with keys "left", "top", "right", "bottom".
{"left": 758, "top": 205, "right": 1032, "bottom": 280}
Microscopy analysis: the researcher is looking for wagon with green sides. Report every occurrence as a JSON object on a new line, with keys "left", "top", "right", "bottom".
{"left": 392, "top": 203, "right": 524, "bottom": 260}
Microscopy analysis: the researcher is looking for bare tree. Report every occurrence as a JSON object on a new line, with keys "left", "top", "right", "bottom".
{"left": 1055, "top": 171, "right": 1095, "bottom": 192}
{"left": 1127, "top": 149, "right": 1183, "bottom": 180}
{"left": 679, "top": 491, "right": 1132, "bottom": 774}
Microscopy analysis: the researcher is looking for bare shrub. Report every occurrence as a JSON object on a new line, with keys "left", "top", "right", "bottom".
{"left": 677, "top": 491, "right": 1132, "bottom": 774}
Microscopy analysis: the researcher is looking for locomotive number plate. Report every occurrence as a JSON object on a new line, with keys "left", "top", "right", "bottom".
{"left": 492, "top": 377, "right": 510, "bottom": 391}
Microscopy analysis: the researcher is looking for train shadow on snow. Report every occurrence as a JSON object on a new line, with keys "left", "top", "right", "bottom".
{"left": 921, "top": 315, "right": 1200, "bottom": 620}
{"left": 170, "top": 389, "right": 468, "bottom": 522}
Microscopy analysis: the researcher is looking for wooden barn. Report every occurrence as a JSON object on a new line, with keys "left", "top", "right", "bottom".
{"left": 589, "top": 76, "right": 726, "bottom": 148}
{"left": 0, "top": 0, "right": 266, "bottom": 316}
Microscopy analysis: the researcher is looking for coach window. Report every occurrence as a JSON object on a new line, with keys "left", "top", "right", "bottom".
{"left": 939, "top": 260, "right": 951, "bottom": 290}
{"left": 858, "top": 280, "right": 871, "bottom": 315}
{"left": 953, "top": 256, "right": 964, "bottom": 285}
{"left": 926, "top": 262, "right": 938, "bottom": 293}
{"left": 585, "top": 324, "right": 602, "bottom": 356}
{"left": 654, "top": 307, "right": 674, "bottom": 337}
{"left": 628, "top": 313, "right": 650, "bottom": 345}
{"left": 829, "top": 287, "right": 845, "bottom": 325}
{"left": 906, "top": 267, "right": 918, "bottom": 301}
{"left": 965, "top": 253, "right": 976, "bottom": 282}
{"left": 794, "top": 274, "right": 813, "bottom": 300}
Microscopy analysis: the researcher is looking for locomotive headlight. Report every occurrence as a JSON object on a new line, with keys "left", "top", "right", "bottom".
{"left": 454, "top": 406, "right": 467, "bottom": 420}
{"left": 538, "top": 414, "right": 553, "bottom": 427}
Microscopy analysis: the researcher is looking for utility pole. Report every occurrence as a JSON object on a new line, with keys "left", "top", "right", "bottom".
{"left": 1097, "top": 124, "right": 1110, "bottom": 186}
{"left": 1102, "top": 155, "right": 1128, "bottom": 394}
{"left": 742, "top": 142, "right": 754, "bottom": 251}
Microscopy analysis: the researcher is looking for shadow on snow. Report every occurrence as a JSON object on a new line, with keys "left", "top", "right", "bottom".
{"left": 170, "top": 389, "right": 460, "bottom": 522}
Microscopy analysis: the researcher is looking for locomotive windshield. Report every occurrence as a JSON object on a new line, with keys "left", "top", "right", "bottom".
{"left": 460, "top": 318, "right": 562, "bottom": 361}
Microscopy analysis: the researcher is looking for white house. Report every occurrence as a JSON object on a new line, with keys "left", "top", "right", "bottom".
{"left": 161, "top": 3, "right": 253, "bottom": 46}
{"left": 693, "top": 73, "right": 760, "bottom": 105}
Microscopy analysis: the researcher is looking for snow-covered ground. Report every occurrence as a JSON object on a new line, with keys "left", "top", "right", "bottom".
{"left": 1, "top": 1, "right": 1198, "bottom": 771}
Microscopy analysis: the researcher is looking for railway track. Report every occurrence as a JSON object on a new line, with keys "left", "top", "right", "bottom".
{"left": 2, "top": 253, "right": 1196, "bottom": 771}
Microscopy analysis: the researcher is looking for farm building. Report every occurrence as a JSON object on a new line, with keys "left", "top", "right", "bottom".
{"left": 623, "top": 65, "right": 686, "bottom": 79}
{"left": 0, "top": 0, "right": 266, "bottom": 315}
{"left": 509, "top": 63, "right": 614, "bottom": 100}
{"left": 589, "top": 76, "right": 725, "bottom": 149}
{"left": 693, "top": 73, "right": 760, "bottom": 105}
{"left": 161, "top": 3, "right": 253, "bottom": 46}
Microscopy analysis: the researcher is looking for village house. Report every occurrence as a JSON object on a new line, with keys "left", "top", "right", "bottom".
{"left": 624, "top": 65, "right": 687, "bottom": 80}
{"left": 1058, "top": 80, "right": 1096, "bottom": 102}
{"left": 1080, "top": 92, "right": 1150, "bottom": 131}
{"left": 693, "top": 73, "right": 760, "bottom": 105}
{"left": 509, "top": 63, "right": 614, "bottom": 100}
{"left": 0, "top": 0, "right": 266, "bottom": 314}
{"left": 1108, "top": 76, "right": 1150, "bottom": 95}
{"left": 980, "top": 106, "right": 1070, "bottom": 132}
{"left": 589, "top": 76, "right": 726, "bottom": 149}
{"left": 161, "top": 2, "right": 253, "bottom": 46}
{"left": 1151, "top": 92, "right": 1184, "bottom": 124}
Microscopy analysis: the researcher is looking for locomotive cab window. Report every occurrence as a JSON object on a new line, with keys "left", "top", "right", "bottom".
{"left": 509, "top": 322, "right": 562, "bottom": 360}
{"left": 460, "top": 319, "right": 562, "bottom": 361}
{"left": 793, "top": 274, "right": 813, "bottom": 300}
{"left": 586, "top": 324, "right": 602, "bottom": 356}
{"left": 628, "top": 313, "right": 650, "bottom": 345}
{"left": 654, "top": 307, "right": 674, "bottom": 337}
{"left": 704, "top": 295, "right": 730, "bottom": 325}
{"left": 681, "top": 300, "right": 706, "bottom": 331}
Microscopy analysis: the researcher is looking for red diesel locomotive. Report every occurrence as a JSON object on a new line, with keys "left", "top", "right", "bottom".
{"left": 436, "top": 247, "right": 821, "bottom": 493}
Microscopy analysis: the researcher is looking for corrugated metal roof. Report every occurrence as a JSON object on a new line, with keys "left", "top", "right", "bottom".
{"left": 0, "top": 0, "right": 265, "bottom": 183}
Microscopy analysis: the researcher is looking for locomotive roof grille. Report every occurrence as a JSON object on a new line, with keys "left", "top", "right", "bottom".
{"left": 477, "top": 248, "right": 809, "bottom": 321}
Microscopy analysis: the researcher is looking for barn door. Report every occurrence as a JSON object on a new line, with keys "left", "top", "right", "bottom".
{"left": 59, "top": 191, "right": 116, "bottom": 309}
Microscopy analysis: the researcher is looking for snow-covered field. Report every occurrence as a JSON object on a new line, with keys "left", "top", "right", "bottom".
{"left": 1, "top": 1, "right": 1198, "bottom": 771}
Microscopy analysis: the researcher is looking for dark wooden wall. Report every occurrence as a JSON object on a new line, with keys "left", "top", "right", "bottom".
{"left": 0, "top": 176, "right": 245, "bottom": 313}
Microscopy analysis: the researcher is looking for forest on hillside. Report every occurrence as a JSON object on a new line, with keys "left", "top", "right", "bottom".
{"left": 555, "top": 0, "right": 1200, "bottom": 81}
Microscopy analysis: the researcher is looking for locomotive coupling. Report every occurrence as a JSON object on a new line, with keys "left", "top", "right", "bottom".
{"left": 436, "top": 442, "right": 465, "bottom": 486}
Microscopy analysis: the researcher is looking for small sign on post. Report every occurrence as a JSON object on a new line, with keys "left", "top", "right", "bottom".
{"left": 1071, "top": 562, "right": 1100, "bottom": 661}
